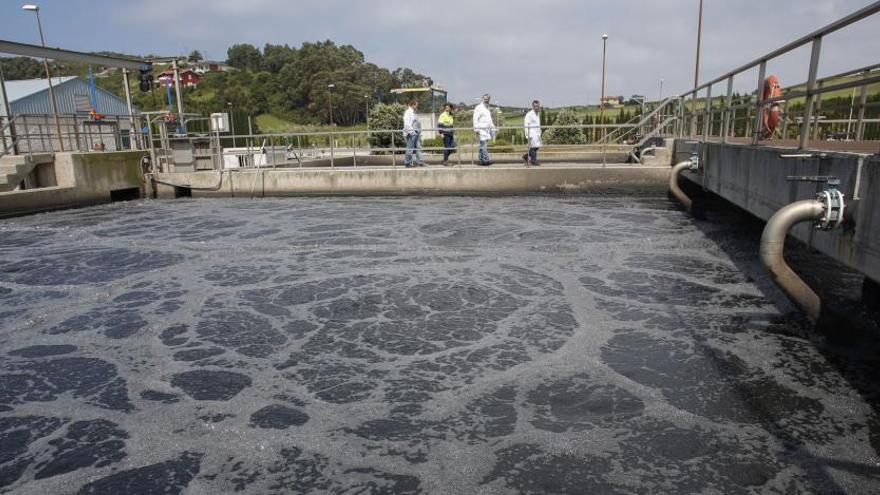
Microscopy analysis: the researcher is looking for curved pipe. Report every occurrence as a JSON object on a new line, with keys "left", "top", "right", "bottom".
{"left": 760, "top": 200, "right": 825, "bottom": 320}
{"left": 669, "top": 160, "right": 694, "bottom": 212}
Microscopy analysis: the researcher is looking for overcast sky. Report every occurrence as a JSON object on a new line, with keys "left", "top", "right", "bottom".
{"left": 2, "top": 0, "right": 878, "bottom": 106}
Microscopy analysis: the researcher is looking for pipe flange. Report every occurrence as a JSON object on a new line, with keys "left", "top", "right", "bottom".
{"left": 815, "top": 188, "right": 845, "bottom": 230}
{"left": 689, "top": 152, "right": 700, "bottom": 170}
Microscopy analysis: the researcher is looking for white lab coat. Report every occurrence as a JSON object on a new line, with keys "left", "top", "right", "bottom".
{"left": 472, "top": 103, "right": 496, "bottom": 141}
{"left": 403, "top": 107, "right": 419, "bottom": 137}
{"left": 524, "top": 109, "right": 542, "bottom": 148}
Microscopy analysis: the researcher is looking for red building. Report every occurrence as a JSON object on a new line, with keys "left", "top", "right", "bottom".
{"left": 156, "top": 68, "right": 201, "bottom": 88}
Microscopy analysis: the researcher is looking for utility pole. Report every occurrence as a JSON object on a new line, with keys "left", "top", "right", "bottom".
{"left": 227, "top": 101, "right": 236, "bottom": 147}
{"left": 23, "top": 4, "right": 64, "bottom": 151}
{"left": 121, "top": 69, "right": 138, "bottom": 149}
{"left": 600, "top": 33, "right": 608, "bottom": 167}
{"left": 171, "top": 59, "right": 185, "bottom": 133}
{"left": 694, "top": 0, "right": 703, "bottom": 88}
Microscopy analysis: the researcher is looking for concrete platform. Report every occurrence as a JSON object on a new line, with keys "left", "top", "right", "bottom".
{"left": 0, "top": 151, "right": 147, "bottom": 218}
{"left": 153, "top": 163, "right": 671, "bottom": 197}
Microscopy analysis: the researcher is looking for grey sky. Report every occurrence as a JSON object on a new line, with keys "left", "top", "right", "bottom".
{"left": 3, "top": 0, "right": 878, "bottom": 106}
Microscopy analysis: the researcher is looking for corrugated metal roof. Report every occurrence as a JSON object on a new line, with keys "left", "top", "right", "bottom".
{"left": 4, "top": 76, "right": 77, "bottom": 101}
{"left": 5, "top": 76, "right": 136, "bottom": 116}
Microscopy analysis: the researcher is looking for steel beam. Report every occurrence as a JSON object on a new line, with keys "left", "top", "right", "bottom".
{"left": 0, "top": 39, "right": 150, "bottom": 71}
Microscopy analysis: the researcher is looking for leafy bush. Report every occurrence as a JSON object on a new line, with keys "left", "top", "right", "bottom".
{"left": 543, "top": 109, "right": 585, "bottom": 144}
{"left": 367, "top": 103, "right": 406, "bottom": 152}
{"left": 488, "top": 139, "right": 514, "bottom": 153}
{"left": 421, "top": 137, "right": 444, "bottom": 150}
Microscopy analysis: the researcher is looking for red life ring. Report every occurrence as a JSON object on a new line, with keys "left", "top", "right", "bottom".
{"left": 761, "top": 75, "right": 782, "bottom": 139}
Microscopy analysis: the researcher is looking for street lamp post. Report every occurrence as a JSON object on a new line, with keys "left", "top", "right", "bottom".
{"left": 327, "top": 84, "right": 335, "bottom": 126}
{"left": 22, "top": 4, "right": 64, "bottom": 152}
{"left": 660, "top": 78, "right": 664, "bottom": 100}
{"left": 227, "top": 101, "right": 236, "bottom": 147}
{"left": 600, "top": 33, "right": 608, "bottom": 167}
{"left": 364, "top": 94, "right": 370, "bottom": 148}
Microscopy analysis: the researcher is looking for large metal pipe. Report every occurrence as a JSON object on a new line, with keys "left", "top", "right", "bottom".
{"left": 669, "top": 159, "right": 695, "bottom": 212}
{"left": 760, "top": 199, "right": 825, "bottom": 320}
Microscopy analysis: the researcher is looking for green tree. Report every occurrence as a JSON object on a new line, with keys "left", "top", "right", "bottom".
{"left": 262, "top": 43, "right": 297, "bottom": 73}
{"left": 227, "top": 44, "right": 263, "bottom": 71}
{"left": 0, "top": 57, "right": 45, "bottom": 80}
{"left": 188, "top": 50, "right": 203, "bottom": 62}
{"left": 543, "top": 109, "right": 585, "bottom": 144}
{"left": 367, "top": 103, "right": 406, "bottom": 151}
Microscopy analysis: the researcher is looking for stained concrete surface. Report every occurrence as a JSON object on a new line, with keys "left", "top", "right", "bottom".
{"left": 0, "top": 196, "right": 878, "bottom": 494}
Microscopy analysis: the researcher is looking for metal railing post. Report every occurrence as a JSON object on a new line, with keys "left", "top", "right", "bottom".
{"left": 457, "top": 131, "right": 462, "bottom": 167}
{"left": 677, "top": 97, "right": 685, "bottom": 137}
{"left": 811, "top": 80, "right": 824, "bottom": 140}
{"left": 799, "top": 36, "right": 822, "bottom": 150}
{"left": 329, "top": 132, "right": 334, "bottom": 167}
{"left": 352, "top": 135, "right": 357, "bottom": 167}
{"left": 702, "top": 85, "right": 712, "bottom": 140}
{"left": 752, "top": 60, "right": 767, "bottom": 145}
{"left": 297, "top": 134, "right": 303, "bottom": 168}
{"left": 390, "top": 132, "right": 396, "bottom": 167}
{"left": 856, "top": 71, "right": 869, "bottom": 140}
{"left": 689, "top": 91, "right": 698, "bottom": 138}
{"left": 722, "top": 76, "right": 734, "bottom": 143}
{"left": 782, "top": 100, "right": 790, "bottom": 139}
{"left": 730, "top": 106, "right": 737, "bottom": 139}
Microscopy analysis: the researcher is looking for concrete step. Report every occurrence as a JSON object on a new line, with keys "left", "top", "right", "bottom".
{"left": 0, "top": 153, "right": 50, "bottom": 192}
{"left": 0, "top": 173, "right": 22, "bottom": 192}
{"left": 0, "top": 152, "right": 53, "bottom": 167}
{"left": 0, "top": 163, "right": 33, "bottom": 176}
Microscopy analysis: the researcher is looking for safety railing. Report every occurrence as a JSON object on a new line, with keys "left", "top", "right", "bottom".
{"left": 677, "top": 2, "right": 880, "bottom": 148}
{"left": 0, "top": 114, "right": 24, "bottom": 159}
{"left": 0, "top": 113, "right": 143, "bottom": 155}
{"left": 148, "top": 118, "right": 671, "bottom": 173}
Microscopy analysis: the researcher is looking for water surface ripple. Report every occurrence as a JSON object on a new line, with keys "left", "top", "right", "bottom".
{"left": 0, "top": 196, "right": 877, "bottom": 494}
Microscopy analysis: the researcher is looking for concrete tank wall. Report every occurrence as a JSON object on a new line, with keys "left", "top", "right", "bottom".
{"left": 0, "top": 151, "right": 147, "bottom": 217}
{"left": 154, "top": 165, "right": 671, "bottom": 198}
{"left": 674, "top": 140, "right": 880, "bottom": 283}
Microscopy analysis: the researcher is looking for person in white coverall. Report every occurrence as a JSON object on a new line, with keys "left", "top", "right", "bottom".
{"left": 472, "top": 94, "right": 496, "bottom": 166}
{"left": 523, "top": 99, "right": 542, "bottom": 166}
{"left": 403, "top": 99, "right": 424, "bottom": 167}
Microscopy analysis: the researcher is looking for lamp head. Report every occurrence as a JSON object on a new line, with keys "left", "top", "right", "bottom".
{"left": 22, "top": 4, "right": 39, "bottom": 11}
{"left": 328, "top": 84, "right": 335, "bottom": 89}
{"left": 602, "top": 34, "right": 609, "bottom": 40}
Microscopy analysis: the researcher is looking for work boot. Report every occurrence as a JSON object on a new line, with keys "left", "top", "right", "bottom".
{"left": 531, "top": 161, "right": 541, "bottom": 166}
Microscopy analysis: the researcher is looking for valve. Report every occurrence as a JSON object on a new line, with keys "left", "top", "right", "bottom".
{"left": 689, "top": 151, "right": 700, "bottom": 170}
{"left": 815, "top": 188, "right": 845, "bottom": 230}
{"left": 785, "top": 175, "right": 845, "bottom": 230}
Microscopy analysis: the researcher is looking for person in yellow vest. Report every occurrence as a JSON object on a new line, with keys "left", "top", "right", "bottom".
{"left": 438, "top": 103, "right": 455, "bottom": 166}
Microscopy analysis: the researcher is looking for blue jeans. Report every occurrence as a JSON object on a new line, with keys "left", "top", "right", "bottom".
{"left": 443, "top": 133, "right": 454, "bottom": 161}
{"left": 479, "top": 140, "right": 490, "bottom": 163}
{"left": 404, "top": 133, "right": 423, "bottom": 166}
{"left": 528, "top": 147, "right": 538, "bottom": 163}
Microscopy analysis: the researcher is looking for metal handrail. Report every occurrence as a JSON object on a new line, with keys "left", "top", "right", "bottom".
{"left": 687, "top": 2, "right": 880, "bottom": 95}
{"left": 601, "top": 96, "right": 681, "bottom": 144}
{"left": 677, "top": 2, "right": 880, "bottom": 147}
{"left": 149, "top": 121, "right": 644, "bottom": 173}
